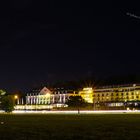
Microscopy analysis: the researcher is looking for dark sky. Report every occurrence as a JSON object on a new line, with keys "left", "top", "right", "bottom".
{"left": 0, "top": 1, "right": 140, "bottom": 92}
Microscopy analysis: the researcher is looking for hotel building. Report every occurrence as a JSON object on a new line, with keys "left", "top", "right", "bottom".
{"left": 15, "top": 84, "right": 140, "bottom": 110}
{"left": 15, "top": 87, "right": 76, "bottom": 110}
{"left": 94, "top": 84, "right": 140, "bottom": 107}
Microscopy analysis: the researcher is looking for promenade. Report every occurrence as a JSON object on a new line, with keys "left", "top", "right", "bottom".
{"left": 0, "top": 110, "right": 139, "bottom": 114}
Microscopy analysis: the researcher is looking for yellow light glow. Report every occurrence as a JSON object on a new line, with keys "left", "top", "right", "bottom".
{"left": 79, "top": 87, "right": 94, "bottom": 103}
{"left": 14, "top": 95, "right": 18, "bottom": 99}
{"left": 83, "top": 88, "right": 93, "bottom": 91}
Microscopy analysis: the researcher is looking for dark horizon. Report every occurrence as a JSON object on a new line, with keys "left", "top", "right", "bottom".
{"left": 0, "top": 1, "right": 140, "bottom": 92}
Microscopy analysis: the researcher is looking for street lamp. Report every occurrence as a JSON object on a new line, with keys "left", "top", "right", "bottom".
{"left": 14, "top": 95, "right": 18, "bottom": 105}
{"left": 14, "top": 95, "right": 18, "bottom": 99}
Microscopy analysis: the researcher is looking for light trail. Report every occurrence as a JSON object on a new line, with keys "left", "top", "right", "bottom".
{"left": 6, "top": 110, "right": 140, "bottom": 114}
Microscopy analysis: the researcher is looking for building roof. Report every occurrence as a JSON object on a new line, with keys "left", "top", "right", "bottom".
{"left": 39, "top": 87, "right": 52, "bottom": 95}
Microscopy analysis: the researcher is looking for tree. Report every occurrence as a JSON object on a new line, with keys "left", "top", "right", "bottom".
{"left": 67, "top": 96, "right": 87, "bottom": 114}
{"left": 67, "top": 96, "right": 87, "bottom": 108}
{"left": 1, "top": 95, "right": 15, "bottom": 112}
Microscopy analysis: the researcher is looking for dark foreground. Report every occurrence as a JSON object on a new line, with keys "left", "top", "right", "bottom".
{"left": 0, "top": 114, "right": 140, "bottom": 140}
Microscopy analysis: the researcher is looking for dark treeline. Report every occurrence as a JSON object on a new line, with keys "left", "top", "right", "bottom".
{"left": 51, "top": 74, "right": 140, "bottom": 89}
{"left": 14, "top": 74, "right": 140, "bottom": 94}
{"left": 100, "top": 74, "right": 140, "bottom": 86}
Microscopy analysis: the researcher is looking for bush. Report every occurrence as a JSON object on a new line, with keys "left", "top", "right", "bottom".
{"left": 1, "top": 95, "right": 15, "bottom": 112}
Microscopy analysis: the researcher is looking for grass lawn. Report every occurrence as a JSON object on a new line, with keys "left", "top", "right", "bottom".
{"left": 0, "top": 114, "right": 140, "bottom": 140}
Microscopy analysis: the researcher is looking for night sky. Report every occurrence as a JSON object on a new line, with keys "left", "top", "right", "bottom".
{"left": 0, "top": 1, "right": 140, "bottom": 92}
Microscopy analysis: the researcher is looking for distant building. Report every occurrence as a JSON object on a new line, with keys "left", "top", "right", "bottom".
{"left": 79, "top": 88, "right": 94, "bottom": 103}
{"left": 15, "top": 87, "right": 76, "bottom": 110}
{"left": 15, "top": 84, "right": 140, "bottom": 110}
{"left": 94, "top": 84, "right": 140, "bottom": 107}
{"left": 26, "top": 87, "right": 69, "bottom": 105}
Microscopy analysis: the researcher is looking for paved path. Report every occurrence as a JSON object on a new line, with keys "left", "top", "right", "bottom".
{"left": 9, "top": 110, "right": 140, "bottom": 114}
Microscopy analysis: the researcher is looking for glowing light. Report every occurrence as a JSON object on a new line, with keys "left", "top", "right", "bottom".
{"left": 0, "top": 122, "right": 4, "bottom": 125}
{"left": 127, "top": 107, "right": 130, "bottom": 111}
{"left": 10, "top": 110, "right": 140, "bottom": 114}
{"left": 83, "top": 88, "right": 93, "bottom": 91}
{"left": 126, "top": 12, "right": 140, "bottom": 19}
{"left": 79, "top": 87, "right": 94, "bottom": 103}
{"left": 14, "top": 95, "right": 18, "bottom": 99}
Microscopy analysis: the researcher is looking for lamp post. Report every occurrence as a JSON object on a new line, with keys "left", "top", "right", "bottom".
{"left": 93, "top": 96, "right": 95, "bottom": 110}
{"left": 14, "top": 95, "right": 18, "bottom": 104}
{"left": 93, "top": 94, "right": 96, "bottom": 111}
{"left": 14, "top": 95, "right": 18, "bottom": 110}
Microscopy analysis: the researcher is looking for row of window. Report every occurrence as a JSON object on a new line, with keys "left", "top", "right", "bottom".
{"left": 95, "top": 92, "right": 139, "bottom": 97}
{"left": 27, "top": 100, "right": 66, "bottom": 105}
{"left": 96, "top": 95, "right": 140, "bottom": 100}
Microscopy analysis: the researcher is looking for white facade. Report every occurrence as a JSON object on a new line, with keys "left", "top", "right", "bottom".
{"left": 25, "top": 87, "right": 69, "bottom": 105}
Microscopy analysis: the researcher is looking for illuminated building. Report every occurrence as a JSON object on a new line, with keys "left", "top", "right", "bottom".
{"left": 15, "top": 84, "right": 140, "bottom": 110}
{"left": 94, "top": 84, "right": 140, "bottom": 107}
{"left": 16, "top": 87, "right": 94, "bottom": 110}
{"left": 79, "top": 88, "right": 94, "bottom": 103}
{"left": 15, "top": 87, "right": 76, "bottom": 110}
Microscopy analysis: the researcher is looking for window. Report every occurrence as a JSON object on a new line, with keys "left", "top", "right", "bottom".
{"left": 121, "top": 93, "right": 124, "bottom": 96}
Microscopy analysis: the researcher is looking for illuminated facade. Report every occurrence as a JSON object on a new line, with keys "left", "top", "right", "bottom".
{"left": 26, "top": 87, "right": 71, "bottom": 106}
{"left": 79, "top": 88, "right": 94, "bottom": 103}
{"left": 15, "top": 87, "right": 76, "bottom": 110}
{"left": 16, "top": 87, "right": 94, "bottom": 110}
{"left": 94, "top": 84, "right": 140, "bottom": 107}
{"left": 15, "top": 84, "right": 140, "bottom": 110}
